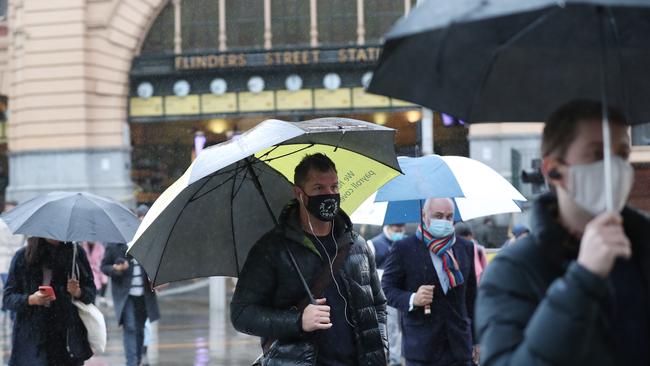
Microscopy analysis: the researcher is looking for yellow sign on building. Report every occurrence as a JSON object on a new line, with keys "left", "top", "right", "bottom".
{"left": 238, "top": 91, "right": 275, "bottom": 112}
{"left": 130, "top": 97, "right": 163, "bottom": 117}
{"left": 276, "top": 90, "right": 313, "bottom": 110}
{"left": 165, "top": 95, "right": 200, "bottom": 115}
{"left": 391, "top": 98, "right": 416, "bottom": 107}
{"left": 201, "top": 93, "right": 237, "bottom": 114}
{"left": 352, "top": 88, "right": 390, "bottom": 108}
{"left": 314, "top": 89, "right": 352, "bottom": 109}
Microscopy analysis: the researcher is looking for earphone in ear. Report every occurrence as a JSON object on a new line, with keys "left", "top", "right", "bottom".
{"left": 548, "top": 169, "right": 562, "bottom": 179}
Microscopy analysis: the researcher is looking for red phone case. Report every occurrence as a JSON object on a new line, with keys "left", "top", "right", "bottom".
{"left": 39, "top": 285, "right": 56, "bottom": 300}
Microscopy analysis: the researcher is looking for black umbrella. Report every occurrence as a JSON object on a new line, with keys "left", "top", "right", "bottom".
{"left": 369, "top": 0, "right": 650, "bottom": 124}
{"left": 369, "top": 0, "right": 650, "bottom": 211}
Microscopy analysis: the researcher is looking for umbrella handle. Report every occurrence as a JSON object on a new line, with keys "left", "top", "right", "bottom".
{"left": 70, "top": 242, "right": 80, "bottom": 281}
{"left": 284, "top": 243, "right": 316, "bottom": 305}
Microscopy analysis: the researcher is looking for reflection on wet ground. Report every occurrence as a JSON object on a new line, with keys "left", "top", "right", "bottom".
{"left": 1, "top": 287, "right": 259, "bottom": 366}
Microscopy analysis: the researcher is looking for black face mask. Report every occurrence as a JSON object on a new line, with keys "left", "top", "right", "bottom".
{"left": 301, "top": 192, "right": 341, "bottom": 222}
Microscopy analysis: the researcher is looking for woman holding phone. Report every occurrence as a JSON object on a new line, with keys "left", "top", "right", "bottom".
{"left": 3, "top": 237, "right": 96, "bottom": 366}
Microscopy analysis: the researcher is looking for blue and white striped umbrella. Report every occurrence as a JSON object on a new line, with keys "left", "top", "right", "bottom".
{"left": 352, "top": 155, "right": 526, "bottom": 224}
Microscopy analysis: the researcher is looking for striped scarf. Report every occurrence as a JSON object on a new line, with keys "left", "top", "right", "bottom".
{"left": 418, "top": 224, "right": 464, "bottom": 288}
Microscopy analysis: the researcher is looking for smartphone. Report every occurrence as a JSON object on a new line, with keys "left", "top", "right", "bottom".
{"left": 38, "top": 285, "right": 56, "bottom": 300}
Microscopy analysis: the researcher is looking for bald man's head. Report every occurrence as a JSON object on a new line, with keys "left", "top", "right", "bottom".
{"left": 422, "top": 198, "right": 455, "bottom": 225}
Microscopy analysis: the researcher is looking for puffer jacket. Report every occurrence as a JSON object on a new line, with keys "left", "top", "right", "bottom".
{"left": 476, "top": 193, "right": 650, "bottom": 366}
{"left": 231, "top": 200, "right": 388, "bottom": 365}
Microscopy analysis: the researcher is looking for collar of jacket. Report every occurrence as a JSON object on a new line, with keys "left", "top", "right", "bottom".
{"left": 275, "top": 199, "right": 354, "bottom": 258}
{"left": 531, "top": 192, "right": 648, "bottom": 271}
{"left": 530, "top": 192, "right": 581, "bottom": 271}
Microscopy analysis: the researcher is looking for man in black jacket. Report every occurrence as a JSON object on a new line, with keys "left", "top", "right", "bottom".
{"left": 230, "top": 153, "right": 387, "bottom": 365}
{"left": 476, "top": 100, "right": 650, "bottom": 366}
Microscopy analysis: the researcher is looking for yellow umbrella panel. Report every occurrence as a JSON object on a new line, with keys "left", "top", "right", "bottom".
{"left": 256, "top": 143, "right": 401, "bottom": 214}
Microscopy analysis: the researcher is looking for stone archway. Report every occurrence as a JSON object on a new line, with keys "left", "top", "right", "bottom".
{"left": 5, "top": 0, "right": 167, "bottom": 203}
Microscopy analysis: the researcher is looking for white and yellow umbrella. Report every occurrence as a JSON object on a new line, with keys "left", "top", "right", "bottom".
{"left": 128, "top": 117, "right": 401, "bottom": 286}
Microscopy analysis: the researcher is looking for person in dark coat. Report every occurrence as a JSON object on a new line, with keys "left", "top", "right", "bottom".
{"left": 368, "top": 224, "right": 406, "bottom": 366}
{"left": 382, "top": 198, "right": 478, "bottom": 366}
{"left": 230, "top": 153, "right": 387, "bottom": 366}
{"left": 101, "top": 242, "right": 160, "bottom": 366}
{"left": 3, "top": 237, "right": 96, "bottom": 366}
{"left": 369, "top": 224, "right": 406, "bottom": 270}
{"left": 475, "top": 100, "right": 650, "bottom": 366}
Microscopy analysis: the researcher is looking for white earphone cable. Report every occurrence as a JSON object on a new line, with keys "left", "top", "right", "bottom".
{"left": 302, "top": 195, "right": 354, "bottom": 327}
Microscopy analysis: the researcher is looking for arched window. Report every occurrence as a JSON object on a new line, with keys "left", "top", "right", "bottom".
{"left": 181, "top": 0, "right": 219, "bottom": 52}
{"left": 272, "top": 0, "right": 310, "bottom": 48}
{"left": 226, "top": 0, "right": 264, "bottom": 50}
{"left": 317, "top": 0, "right": 357, "bottom": 47}
{"left": 141, "top": 3, "right": 174, "bottom": 55}
{"left": 365, "top": 0, "right": 404, "bottom": 44}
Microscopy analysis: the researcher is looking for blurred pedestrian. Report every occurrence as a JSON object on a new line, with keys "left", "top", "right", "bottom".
{"left": 81, "top": 241, "right": 108, "bottom": 305}
{"left": 102, "top": 239, "right": 159, "bottom": 366}
{"left": 455, "top": 222, "right": 488, "bottom": 285}
{"left": 3, "top": 237, "right": 96, "bottom": 365}
{"left": 473, "top": 217, "right": 497, "bottom": 248}
{"left": 368, "top": 224, "right": 407, "bottom": 272}
{"left": 382, "top": 198, "right": 478, "bottom": 366}
{"left": 501, "top": 223, "right": 530, "bottom": 247}
{"left": 368, "top": 223, "right": 406, "bottom": 366}
{"left": 102, "top": 203, "right": 159, "bottom": 366}
{"left": 476, "top": 100, "right": 650, "bottom": 366}
{"left": 231, "top": 153, "right": 387, "bottom": 365}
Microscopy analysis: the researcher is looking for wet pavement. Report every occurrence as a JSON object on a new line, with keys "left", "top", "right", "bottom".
{"left": 1, "top": 285, "right": 260, "bottom": 366}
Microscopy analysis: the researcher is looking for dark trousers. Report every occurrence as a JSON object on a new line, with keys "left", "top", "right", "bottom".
{"left": 121, "top": 295, "right": 147, "bottom": 366}
{"left": 405, "top": 339, "right": 472, "bottom": 366}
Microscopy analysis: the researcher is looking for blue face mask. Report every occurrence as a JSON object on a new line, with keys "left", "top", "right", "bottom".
{"left": 389, "top": 231, "right": 406, "bottom": 242}
{"left": 426, "top": 219, "right": 454, "bottom": 238}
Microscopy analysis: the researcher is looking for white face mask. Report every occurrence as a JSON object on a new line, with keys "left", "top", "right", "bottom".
{"left": 566, "top": 156, "right": 634, "bottom": 216}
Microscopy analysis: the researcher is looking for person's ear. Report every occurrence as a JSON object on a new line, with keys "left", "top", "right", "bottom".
{"left": 293, "top": 185, "right": 305, "bottom": 204}
{"left": 542, "top": 157, "right": 565, "bottom": 187}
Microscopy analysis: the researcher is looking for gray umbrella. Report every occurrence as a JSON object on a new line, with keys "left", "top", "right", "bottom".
{"left": 1, "top": 191, "right": 140, "bottom": 243}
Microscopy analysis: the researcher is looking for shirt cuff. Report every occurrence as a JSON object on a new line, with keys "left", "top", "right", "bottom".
{"left": 408, "top": 293, "right": 416, "bottom": 312}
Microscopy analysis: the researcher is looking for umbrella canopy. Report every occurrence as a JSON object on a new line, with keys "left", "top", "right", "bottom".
{"left": 369, "top": 0, "right": 650, "bottom": 124}
{"left": 351, "top": 193, "right": 522, "bottom": 225}
{"left": 128, "top": 117, "right": 401, "bottom": 286}
{"left": 375, "top": 155, "right": 526, "bottom": 202}
{"left": 1, "top": 191, "right": 140, "bottom": 243}
{"left": 352, "top": 155, "right": 525, "bottom": 224}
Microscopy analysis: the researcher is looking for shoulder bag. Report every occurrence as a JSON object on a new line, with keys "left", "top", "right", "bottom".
{"left": 71, "top": 243, "right": 107, "bottom": 353}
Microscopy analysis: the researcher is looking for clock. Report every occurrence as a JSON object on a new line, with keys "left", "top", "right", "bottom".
{"left": 247, "top": 76, "right": 265, "bottom": 93}
{"left": 173, "top": 80, "right": 191, "bottom": 97}
{"left": 323, "top": 73, "right": 341, "bottom": 91}
{"left": 210, "top": 78, "right": 227, "bottom": 95}
{"left": 361, "top": 72, "right": 373, "bottom": 89}
{"left": 136, "top": 82, "right": 154, "bottom": 99}
{"left": 285, "top": 74, "right": 303, "bottom": 91}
